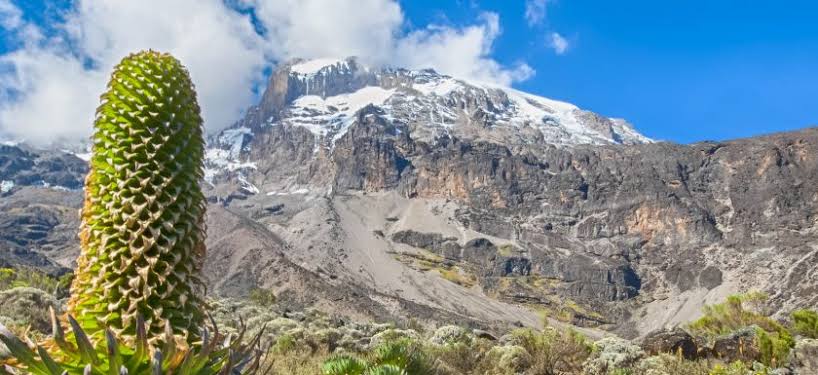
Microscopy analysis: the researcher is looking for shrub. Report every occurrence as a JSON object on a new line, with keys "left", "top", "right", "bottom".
{"left": 792, "top": 309, "right": 818, "bottom": 338}
{"left": 248, "top": 288, "right": 277, "bottom": 307}
{"left": 505, "top": 327, "right": 592, "bottom": 374}
{"left": 688, "top": 293, "right": 794, "bottom": 367}
{"left": 429, "top": 325, "right": 472, "bottom": 346}
{"left": 688, "top": 293, "right": 779, "bottom": 337}
{"left": 0, "top": 268, "right": 72, "bottom": 297}
{"left": 755, "top": 327, "right": 793, "bottom": 367}
{"left": 583, "top": 337, "right": 645, "bottom": 375}
{"left": 0, "top": 287, "right": 59, "bottom": 334}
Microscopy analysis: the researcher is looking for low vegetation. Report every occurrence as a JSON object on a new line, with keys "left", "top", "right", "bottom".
{"left": 5, "top": 278, "right": 818, "bottom": 374}
{"left": 0, "top": 268, "right": 72, "bottom": 297}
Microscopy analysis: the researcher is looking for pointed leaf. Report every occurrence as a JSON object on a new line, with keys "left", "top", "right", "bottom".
{"left": 125, "top": 314, "right": 147, "bottom": 369}
{"left": 151, "top": 351, "right": 162, "bottom": 375}
{"left": 67, "top": 315, "right": 98, "bottom": 366}
{"left": 0, "top": 323, "right": 50, "bottom": 374}
{"left": 37, "top": 346, "right": 65, "bottom": 375}
{"left": 105, "top": 329, "right": 122, "bottom": 375}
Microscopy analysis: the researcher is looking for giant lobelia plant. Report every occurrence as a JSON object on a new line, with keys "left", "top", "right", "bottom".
{"left": 0, "top": 51, "right": 265, "bottom": 374}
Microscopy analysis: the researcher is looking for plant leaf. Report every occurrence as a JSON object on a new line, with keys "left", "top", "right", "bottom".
{"left": 68, "top": 315, "right": 98, "bottom": 366}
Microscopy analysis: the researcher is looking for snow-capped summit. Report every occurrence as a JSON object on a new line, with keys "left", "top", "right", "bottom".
{"left": 205, "top": 57, "right": 652, "bottom": 180}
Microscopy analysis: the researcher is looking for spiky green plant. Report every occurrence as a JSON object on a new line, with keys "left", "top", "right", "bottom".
{"left": 322, "top": 340, "right": 436, "bottom": 375}
{"left": 0, "top": 308, "right": 264, "bottom": 374}
{"left": 68, "top": 50, "right": 207, "bottom": 342}
{"left": 0, "top": 50, "right": 266, "bottom": 375}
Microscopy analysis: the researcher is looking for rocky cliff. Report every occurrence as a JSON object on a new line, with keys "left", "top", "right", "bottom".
{"left": 1, "top": 58, "right": 816, "bottom": 337}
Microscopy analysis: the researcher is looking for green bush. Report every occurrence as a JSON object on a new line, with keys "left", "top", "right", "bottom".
{"left": 792, "top": 309, "right": 818, "bottom": 338}
{"left": 755, "top": 327, "right": 794, "bottom": 367}
{"left": 688, "top": 293, "right": 778, "bottom": 336}
{"left": 248, "top": 288, "right": 277, "bottom": 307}
{"left": 688, "top": 292, "right": 795, "bottom": 367}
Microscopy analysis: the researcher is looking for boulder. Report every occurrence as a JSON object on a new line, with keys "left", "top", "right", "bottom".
{"left": 640, "top": 328, "right": 698, "bottom": 360}
{"left": 791, "top": 338, "right": 818, "bottom": 374}
{"left": 710, "top": 327, "right": 761, "bottom": 363}
{"left": 473, "top": 329, "right": 498, "bottom": 341}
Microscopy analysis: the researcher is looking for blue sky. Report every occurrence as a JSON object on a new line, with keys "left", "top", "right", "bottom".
{"left": 1, "top": 0, "right": 816, "bottom": 144}
{"left": 400, "top": 1, "right": 818, "bottom": 143}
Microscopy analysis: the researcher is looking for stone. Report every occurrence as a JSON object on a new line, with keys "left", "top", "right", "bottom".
{"left": 473, "top": 329, "right": 498, "bottom": 341}
{"left": 791, "top": 338, "right": 818, "bottom": 374}
{"left": 640, "top": 328, "right": 698, "bottom": 360}
{"left": 710, "top": 327, "right": 761, "bottom": 363}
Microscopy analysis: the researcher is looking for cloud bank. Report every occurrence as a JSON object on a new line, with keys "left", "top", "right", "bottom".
{"left": 0, "top": 0, "right": 533, "bottom": 145}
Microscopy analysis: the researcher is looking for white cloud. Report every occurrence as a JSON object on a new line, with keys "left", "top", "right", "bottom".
{"left": 241, "top": 0, "right": 403, "bottom": 66}
{"left": 525, "top": 0, "right": 550, "bottom": 26}
{"left": 549, "top": 32, "right": 569, "bottom": 55}
{"left": 0, "top": 0, "right": 22, "bottom": 29}
{"left": 395, "top": 12, "right": 534, "bottom": 84}
{"left": 0, "top": 0, "right": 533, "bottom": 145}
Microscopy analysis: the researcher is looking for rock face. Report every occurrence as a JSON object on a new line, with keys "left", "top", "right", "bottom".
{"left": 2, "top": 58, "right": 817, "bottom": 337}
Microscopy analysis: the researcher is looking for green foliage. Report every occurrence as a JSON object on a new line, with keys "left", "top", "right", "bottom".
{"left": 791, "top": 309, "right": 818, "bottom": 338}
{"left": 688, "top": 293, "right": 795, "bottom": 367}
{"left": 509, "top": 327, "right": 592, "bottom": 374}
{"left": 708, "top": 361, "right": 752, "bottom": 375}
{"left": 0, "top": 268, "right": 72, "bottom": 297}
{"left": 322, "top": 339, "right": 436, "bottom": 375}
{"left": 688, "top": 293, "right": 778, "bottom": 337}
{"left": 754, "top": 327, "right": 793, "bottom": 368}
{"left": 248, "top": 288, "right": 277, "bottom": 307}
{"left": 68, "top": 50, "right": 207, "bottom": 342}
{"left": 0, "top": 309, "right": 263, "bottom": 374}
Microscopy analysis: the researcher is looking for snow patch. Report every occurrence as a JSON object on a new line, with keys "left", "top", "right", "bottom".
{"left": 611, "top": 118, "right": 654, "bottom": 144}
{"left": 266, "top": 188, "right": 310, "bottom": 196}
{"left": 291, "top": 58, "right": 347, "bottom": 75}
{"left": 237, "top": 174, "right": 259, "bottom": 195}
{"left": 288, "top": 86, "right": 395, "bottom": 142}
{"left": 38, "top": 181, "right": 75, "bottom": 191}
{"left": 218, "top": 127, "right": 252, "bottom": 159}
{"left": 1, "top": 180, "right": 14, "bottom": 193}
{"left": 63, "top": 149, "right": 92, "bottom": 161}
{"left": 203, "top": 148, "right": 257, "bottom": 184}
{"left": 413, "top": 77, "right": 461, "bottom": 96}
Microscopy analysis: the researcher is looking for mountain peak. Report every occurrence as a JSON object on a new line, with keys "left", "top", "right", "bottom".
{"left": 289, "top": 57, "right": 355, "bottom": 76}
{"left": 252, "top": 56, "right": 653, "bottom": 146}
{"left": 206, "top": 57, "right": 653, "bottom": 183}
